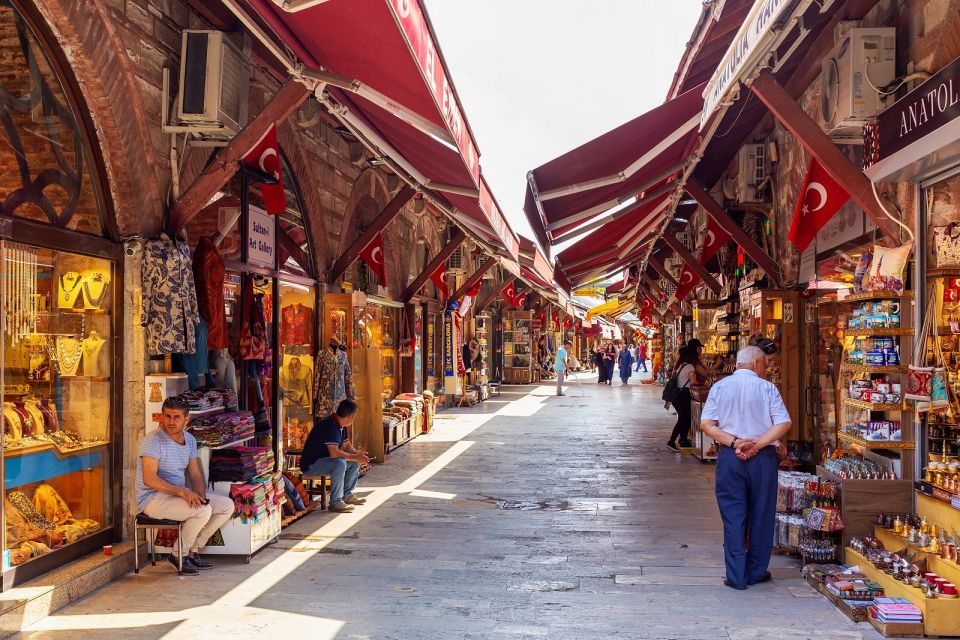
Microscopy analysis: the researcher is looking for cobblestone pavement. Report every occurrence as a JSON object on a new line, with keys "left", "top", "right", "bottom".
{"left": 13, "top": 374, "right": 883, "bottom": 639}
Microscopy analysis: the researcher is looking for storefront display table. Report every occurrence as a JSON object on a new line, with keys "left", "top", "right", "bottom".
{"left": 844, "top": 547, "right": 960, "bottom": 637}
{"left": 689, "top": 399, "right": 716, "bottom": 463}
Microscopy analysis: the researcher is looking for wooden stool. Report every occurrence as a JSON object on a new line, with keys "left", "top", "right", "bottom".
{"left": 302, "top": 475, "right": 331, "bottom": 509}
{"left": 134, "top": 513, "right": 184, "bottom": 574}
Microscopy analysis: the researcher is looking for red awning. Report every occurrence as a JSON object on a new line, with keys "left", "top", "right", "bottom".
{"left": 554, "top": 193, "right": 669, "bottom": 286}
{"left": 524, "top": 82, "right": 706, "bottom": 249}
{"left": 244, "top": 0, "right": 518, "bottom": 257}
{"left": 518, "top": 236, "right": 553, "bottom": 286}
{"left": 520, "top": 265, "right": 552, "bottom": 293}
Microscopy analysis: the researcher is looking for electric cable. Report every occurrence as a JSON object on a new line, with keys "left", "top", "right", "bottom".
{"left": 871, "top": 180, "right": 914, "bottom": 243}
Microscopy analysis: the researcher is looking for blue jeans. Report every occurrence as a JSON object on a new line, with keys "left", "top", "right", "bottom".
{"left": 303, "top": 457, "right": 360, "bottom": 506}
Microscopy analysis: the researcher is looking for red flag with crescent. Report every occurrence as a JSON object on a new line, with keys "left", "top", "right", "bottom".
{"left": 673, "top": 264, "right": 701, "bottom": 304}
{"left": 429, "top": 264, "right": 449, "bottom": 299}
{"left": 503, "top": 281, "right": 517, "bottom": 307}
{"left": 359, "top": 233, "right": 386, "bottom": 283}
{"left": 242, "top": 124, "right": 286, "bottom": 215}
{"left": 700, "top": 216, "right": 731, "bottom": 265}
{"left": 788, "top": 158, "right": 850, "bottom": 253}
{"left": 514, "top": 290, "right": 527, "bottom": 309}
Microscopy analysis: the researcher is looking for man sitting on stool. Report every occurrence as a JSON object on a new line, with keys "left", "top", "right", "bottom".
{"left": 300, "top": 399, "right": 370, "bottom": 513}
{"left": 136, "top": 397, "right": 235, "bottom": 576}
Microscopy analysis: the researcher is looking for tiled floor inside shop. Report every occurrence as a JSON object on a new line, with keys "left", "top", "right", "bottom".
{"left": 11, "top": 372, "right": 885, "bottom": 639}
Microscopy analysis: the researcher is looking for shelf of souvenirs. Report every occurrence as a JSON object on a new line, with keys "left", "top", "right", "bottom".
{"left": 928, "top": 268, "right": 960, "bottom": 279}
{"left": 841, "top": 290, "right": 915, "bottom": 303}
{"left": 840, "top": 363, "right": 907, "bottom": 374}
{"left": 842, "top": 327, "right": 914, "bottom": 337}
{"left": 2, "top": 432, "right": 108, "bottom": 458}
{"left": 843, "top": 397, "right": 906, "bottom": 412}
{"left": 838, "top": 431, "right": 915, "bottom": 451}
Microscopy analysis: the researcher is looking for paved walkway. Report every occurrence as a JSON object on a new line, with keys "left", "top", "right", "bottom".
{"left": 14, "top": 373, "right": 881, "bottom": 640}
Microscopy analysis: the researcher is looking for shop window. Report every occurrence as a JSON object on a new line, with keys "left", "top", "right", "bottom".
{"left": 3, "top": 243, "right": 112, "bottom": 568}
{"left": 279, "top": 280, "right": 315, "bottom": 451}
{"left": 0, "top": 2, "right": 105, "bottom": 236}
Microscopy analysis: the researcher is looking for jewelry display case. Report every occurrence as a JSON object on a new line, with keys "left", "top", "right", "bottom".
{"left": 322, "top": 292, "right": 370, "bottom": 454}
{"left": 2, "top": 244, "right": 113, "bottom": 573}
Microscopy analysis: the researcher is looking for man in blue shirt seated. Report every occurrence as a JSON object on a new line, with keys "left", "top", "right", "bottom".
{"left": 300, "top": 399, "right": 370, "bottom": 513}
{"left": 136, "top": 397, "right": 235, "bottom": 576}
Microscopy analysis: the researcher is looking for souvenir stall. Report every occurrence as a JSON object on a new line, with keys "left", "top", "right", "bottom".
{"left": 471, "top": 314, "right": 492, "bottom": 399}
{"left": 688, "top": 299, "right": 736, "bottom": 462}
{"left": 503, "top": 310, "right": 534, "bottom": 384}
{"left": 835, "top": 54, "right": 960, "bottom": 638}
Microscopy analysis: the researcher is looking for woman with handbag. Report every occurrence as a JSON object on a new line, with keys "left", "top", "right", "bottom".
{"left": 667, "top": 347, "right": 697, "bottom": 452}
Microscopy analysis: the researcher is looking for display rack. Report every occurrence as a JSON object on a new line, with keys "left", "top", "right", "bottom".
{"left": 503, "top": 311, "right": 533, "bottom": 384}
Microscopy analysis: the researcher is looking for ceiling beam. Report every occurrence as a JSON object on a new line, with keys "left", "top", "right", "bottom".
{"left": 327, "top": 185, "right": 415, "bottom": 284}
{"left": 748, "top": 69, "right": 901, "bottom": 242}
{"left": 168, "top": 77, "right": 310, "bottom": 234}
{"left": 685, "top": 179, "right": 782, "bottom": 287}
{"left": 402, "top": 229, "right": 466, "bottom": 302}
{"left": 660, "top": 233, "right": 722, "bottom": 295}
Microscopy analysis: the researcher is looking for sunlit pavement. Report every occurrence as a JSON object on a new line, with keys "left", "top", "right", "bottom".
{"left": 12, "top": 374, "right": 881, "bottom": 639}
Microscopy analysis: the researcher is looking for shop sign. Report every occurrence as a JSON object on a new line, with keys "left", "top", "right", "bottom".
{"left": 574, "top": 287, "right": 605, "bottom": 297}
{"left": 426, "top": 318, "right": 435, "bottom": 377}
{"left": 247, "top": 206, "right": 275, "bottom": 268}
{"left": 701, "top": 0, "right": 792, "bottom": 127}
{"left": 443, "top": 310, "right": 456, "bottom": 377}
{"left": 866, "top": 54, "right": 960, "bottom": 181}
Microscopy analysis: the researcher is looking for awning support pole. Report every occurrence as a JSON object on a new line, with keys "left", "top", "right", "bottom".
{"left": 327, "top": 185, "right": 415, "bottom": 284}
{"left": 660, "top": 234, "right": 722, "bottom": 295}
{"left": 166, "top": 78, "right": 310, "bottom": 234}
{"left": 684, "top": 179, "right": 782, "bottom": 287}
{"left": 450, "top": 259, "right": 497, "bottom": 302}
{"left": 402, "top": 229, "right": 466, "bottom": 302}
{"left": 748, "top": 69, "right": 902, "bottom": 242}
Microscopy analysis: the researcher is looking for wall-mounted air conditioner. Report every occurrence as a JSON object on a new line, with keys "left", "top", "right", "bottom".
{"left": 737, "top": 144, "right": 767, "bottom": 203}
{"left": 447, "top": 247, "right": 466, "bottom": 275}
{"left": 821, "top": 27, "right": 896, "bottom": 138}
{"left": 177, "top": 30, "right": 250, "bottom": 136}
{"left": 665, "top": 257, "right": 682, "bottom": 278}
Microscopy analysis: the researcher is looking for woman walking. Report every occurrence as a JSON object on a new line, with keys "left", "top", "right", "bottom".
{"left": 618, "top": 346, "right": 634, "bottom": 384}
{"left": 602, "top": 342, "right": 616, "bottom": 385}
{"left": 666, "top": 346, "right": 697, "bottom": 451}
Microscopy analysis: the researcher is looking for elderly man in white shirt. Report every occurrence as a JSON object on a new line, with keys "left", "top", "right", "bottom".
{"left": 700, "top": 345, "right": 792, "bottom": 590}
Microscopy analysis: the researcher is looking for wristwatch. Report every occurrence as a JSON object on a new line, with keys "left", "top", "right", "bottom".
{"left": 730, "top": 436, "right": 739, "bottom": 449}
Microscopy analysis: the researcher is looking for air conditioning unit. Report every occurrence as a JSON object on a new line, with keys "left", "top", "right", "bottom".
{"left": 676, "top": 231, "right": 691, "bottom": 249}
{"left": 447, "top": 247, "right": 466, "bottom": 275}
{"left": 177, "top": 31, "right": 250, "bottom": 136}
{"left": 821, "top": 27, "right": 896, "bottom": 138}
{"left": 736, "top": 144, "right": 767, "bottom": 203}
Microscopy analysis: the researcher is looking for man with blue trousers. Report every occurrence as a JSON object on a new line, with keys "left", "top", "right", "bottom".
{"left": 700, "top": 345, "right": 791, "bottom": 590}
{"left": 300, "top": 399, "right": 370, "bottom": 513}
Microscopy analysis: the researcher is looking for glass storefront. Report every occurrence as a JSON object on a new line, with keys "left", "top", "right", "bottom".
{"left": 2, "top": 245, "right": 113, "bottom": 569}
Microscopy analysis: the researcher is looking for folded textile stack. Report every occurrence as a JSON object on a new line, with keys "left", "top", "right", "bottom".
{"left": 870, "top": 598, "right": 921, "bottom": 623}
{"left": 229, "top": 482, "right": 267, "bottom": 523}
{"left": 209, "top": 446, "right": 275, "bottom": 482}
{"left": 173, "top": 388, "right": 238, "bottom": 412}
{"left": 188, "top": 411, "right": 255, "bottom": 446}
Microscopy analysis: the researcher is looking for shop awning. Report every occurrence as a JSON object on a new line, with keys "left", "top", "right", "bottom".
{"left": 520, "top": 265, "right": 553, "bottom": 294}
{"left": 553, "top": 193, "right": 669, "bottom": 286}
{"left": 524, "top": 82, "right": 705, "bottom": 250}
{"left": 518, "top": 236, "right": 554, "bottom": 286}
{"left": 240, "top": 0, "right": 519, "bottom": 257}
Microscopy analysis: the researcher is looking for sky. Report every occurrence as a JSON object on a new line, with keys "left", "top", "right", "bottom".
{"left": 425, "top": 1, "right": 707, "bottom": 250}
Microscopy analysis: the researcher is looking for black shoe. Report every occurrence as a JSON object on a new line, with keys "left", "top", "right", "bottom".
{"left": 168, "top": 554, "right": 199, "bottom": 576}
{"left": 723, "top": 578, "right": 747, "bottom": 590}
{"left": 665, "top": 442, "right": 680, "bottom": 452}
{"left": 189, "top": 554, "right": 214, "bottom": 570}
{"left": 748, "top": 571, "right": 772, "bottom": 585}
{"left": 678, "top": 440, "right": 692, "bottom": 448}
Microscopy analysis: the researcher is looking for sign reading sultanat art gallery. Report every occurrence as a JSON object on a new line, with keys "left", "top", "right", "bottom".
{"left": 865, "top": 54, "right": 960, "bottom": 182}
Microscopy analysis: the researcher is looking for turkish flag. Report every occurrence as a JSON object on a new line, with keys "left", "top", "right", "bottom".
{"left": 514, "top": 290, "right": 527, "bottom": 309}
{"left": 359, "top": 233, "right": 386, "bottom": 284}
{"left": 242, "top": 125, "right": 286, "bottom": 215}
{"left": 503, "top": 281, "right": 517, "bottom": 307}
{"left": 673, "top": 264, "right": 701, "bottom": 304}
{"left": 429, "top": 264, "right": 449, "bottom": 299}
{"left": 563, "top": 318, "right": 572, "bottom": 330}
{"left": 788, "top": 158, "right": 850, "bottom": 252}
{"left": 700, "top": 216, "right": 731, "bottom": 264}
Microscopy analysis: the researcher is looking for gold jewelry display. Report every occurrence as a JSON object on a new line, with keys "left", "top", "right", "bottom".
{"left": 3, "top": 402, "right": 22, "bottom": 439}
{"left": 54, "top": 337, "right": 82, "bottom": 377}
{"left": 57, "top": 271, "right": 83, "bottom": 309}
{"left": 5, "top": 244, "right": 38, "bottom": 346}
{"left": 81, "top": 272, "right": 108, "bottom": 310}
{"left": 81, "top": 332, "right": 105, "bottom": 377}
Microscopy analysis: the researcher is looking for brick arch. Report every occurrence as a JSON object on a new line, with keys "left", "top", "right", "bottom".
{"left": 278, "top": 121, "right": 333, "bottom": 276}
{"left": 339, "top": 168, "right": 390, "bottom": 257}
{"left": 27, "top": 0, "right": 163, "bottom": 237}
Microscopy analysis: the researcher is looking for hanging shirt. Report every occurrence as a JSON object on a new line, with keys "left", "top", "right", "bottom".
{"left": 281, "top": 304, "right": 314, "bottom": 350}
{"left": 193, "top": 236, "right": 228, "bottom": 350}
{"left": 142, "top": 237, "right": 200, "bottom": 355}
{"left": 313, "top": 348, "right": 356, "bottom": 417}
{"left": 280, "top": 362, "right": 313, "bottom": 408}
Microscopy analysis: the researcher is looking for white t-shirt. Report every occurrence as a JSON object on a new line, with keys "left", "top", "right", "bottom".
{"left": 676, "top": 363, "right": 695, "bottom": 389}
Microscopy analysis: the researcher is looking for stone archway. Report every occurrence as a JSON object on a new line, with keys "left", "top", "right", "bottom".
{"left": 26, "top": 0, "right": 164, "bottom": 237}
